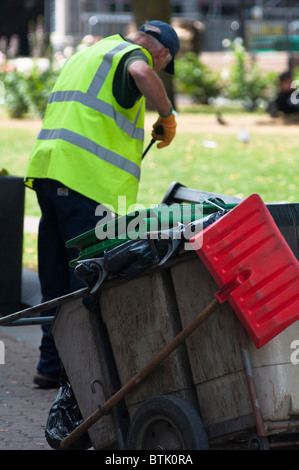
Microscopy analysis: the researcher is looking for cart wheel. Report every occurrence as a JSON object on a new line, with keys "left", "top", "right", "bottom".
{"left": 248, "top": 434, "right": 270, "bottom": 450}
{"left": 126, "top": 395, "right": 209, "bottom": 450}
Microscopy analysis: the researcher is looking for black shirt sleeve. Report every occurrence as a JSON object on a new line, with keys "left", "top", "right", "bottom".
{"left": 113, "top": 49, "right": 149, "bottom": 109}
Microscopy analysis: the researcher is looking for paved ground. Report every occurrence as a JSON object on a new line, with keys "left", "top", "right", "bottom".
{"left": 0, "top": 332, "right": 58, "bottom": 450}
{"left": 0, "top": 268, "right": 58, "bottom": 451}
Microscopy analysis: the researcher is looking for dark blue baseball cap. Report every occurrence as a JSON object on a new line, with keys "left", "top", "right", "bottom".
{"left": 139, "top": 20, "right": 180, "bottom": 74}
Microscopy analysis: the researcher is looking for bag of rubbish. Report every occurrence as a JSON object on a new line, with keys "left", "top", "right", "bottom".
{"left": 75, "top": 211, "right": 231, "bottom": 291}
{"left": 182, "top": 208, "right": 230, "bottom": 241}
{"left": 103, "top": 238, "right": 169, "bottom": 280}
{"left": 202, "top": 209, "right": 230, "bottom": 229}
{"left": 45, "top": 380, "right": 92, "bottom": 450}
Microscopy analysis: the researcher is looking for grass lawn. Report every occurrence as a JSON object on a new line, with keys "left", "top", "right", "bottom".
{"left": 0, "top": 117, "right": 42, "bottom": 217}
{"left": 1, "top": 105, "right": 298, "bottom": 271}
{"left": 140, "top": 109, "right": 299, "bottom": 207}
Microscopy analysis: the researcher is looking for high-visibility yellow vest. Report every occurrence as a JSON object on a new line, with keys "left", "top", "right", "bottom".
{"left": 25, "top": 35, "right": 153, "bottom": 214}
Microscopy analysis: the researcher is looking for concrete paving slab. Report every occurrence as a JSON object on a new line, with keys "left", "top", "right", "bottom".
{"left": 0, "top": 333, "right": 57, "bottom": 450}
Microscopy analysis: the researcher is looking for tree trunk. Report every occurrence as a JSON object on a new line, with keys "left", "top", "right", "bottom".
{"left": 130, "top": 0, "right": 177, "bottom": 109}
{"left": 131, "top": 0, "right": 171, "bottom": 27}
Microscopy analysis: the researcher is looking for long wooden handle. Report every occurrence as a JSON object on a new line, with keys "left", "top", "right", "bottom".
{"left": 60, "top": 297, "right": 219, "bottom": 450}
{"left": 0, "top": 288, "right": 88, "bottom": 326}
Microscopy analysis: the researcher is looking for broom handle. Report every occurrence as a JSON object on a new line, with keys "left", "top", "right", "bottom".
{"left": 0, "top": 288, "right": 88, "bottom": 326}
{"left": 60, "top": 297, "right": 219, "bottom": 450}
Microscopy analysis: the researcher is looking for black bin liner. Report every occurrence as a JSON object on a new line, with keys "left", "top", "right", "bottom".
{"left": 101, "top": 210, "right": 229, "bottom": 279}
{"left": 75, "top": 238, "right": 170, "bottom": 290}
{"left": 201, "top": 209, "right": 229, "bottom": 228}
{"left": 103, "top": 238, "right": 169, "bottom": 280}
{"left": 75, "top": 209, "right": 231, "bottom": 290}
{"left": 45, "top": 381, "right": 92, "bottom": 450}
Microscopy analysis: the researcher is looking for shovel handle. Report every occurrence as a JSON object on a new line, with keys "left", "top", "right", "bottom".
{"left": 60, "top": 297, "right": 219, "bottom": 450}
{"left": 142, "top": 125, "right": 164, "bottom": 159}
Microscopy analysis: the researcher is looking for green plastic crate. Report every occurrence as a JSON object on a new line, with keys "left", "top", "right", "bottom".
{"left": 67, "top": 201, "right": 237, "bottom": 266}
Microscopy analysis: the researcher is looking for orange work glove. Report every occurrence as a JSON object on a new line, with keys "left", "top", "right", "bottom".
{"left": 151, "top": 112, "right": 177, "bottom": 149}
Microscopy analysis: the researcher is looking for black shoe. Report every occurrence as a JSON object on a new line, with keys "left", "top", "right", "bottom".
{"left": 33, "top": 372, "right": 60, "bottom": 389}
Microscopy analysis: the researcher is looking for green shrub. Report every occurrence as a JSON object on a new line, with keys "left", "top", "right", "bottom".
{"left": 1, "top": 61, "right": 59, "bottom": 118}
{"left": 225, "top": 39, "right": 277, "bottom": 109}
{"left": 1, "top": 69, "right": 29, "bottom": 118}
{"left": 175, "top": 52, "right": 222, "bottom": 104}
{"left": 23, "top": 65, "right": 59, "bottom": 117}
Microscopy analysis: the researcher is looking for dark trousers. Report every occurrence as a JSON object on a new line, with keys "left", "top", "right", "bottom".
{"left": 34, "top": 179, "right": 103, "bottom": 376}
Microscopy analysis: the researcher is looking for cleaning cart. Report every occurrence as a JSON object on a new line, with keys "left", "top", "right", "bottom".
{"left": 52, "top": 187, "right": 299, "bottom": 450}
{"left": 1, "top": 184, "right": 299, "bottom": 450}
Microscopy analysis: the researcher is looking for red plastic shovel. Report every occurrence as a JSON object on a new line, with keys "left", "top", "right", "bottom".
{"left": 190, "top": 193, "right": 299, "bottom": 348}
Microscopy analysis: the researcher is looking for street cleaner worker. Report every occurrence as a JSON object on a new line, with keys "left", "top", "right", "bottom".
{"left": 24, "top": 20, "right": 180, "bottom": 388}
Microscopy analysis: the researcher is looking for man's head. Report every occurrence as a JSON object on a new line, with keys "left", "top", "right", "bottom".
{"left": 139, "top": 20, "right": 180, "bottom": 74}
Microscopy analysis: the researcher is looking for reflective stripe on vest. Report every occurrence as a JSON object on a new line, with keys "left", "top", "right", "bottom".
{"left": 87, "top": 42, "right": 128, "bottom": 96}
{"left": 38, "top": 128, "right": 141, "bottom": 180}
{"left": 47, "top": 90, "right": 144, "bottom": 141}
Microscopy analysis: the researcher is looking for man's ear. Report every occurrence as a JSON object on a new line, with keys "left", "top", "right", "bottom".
{"left": 160, "top": 47, "right": 170, "bottom": 59}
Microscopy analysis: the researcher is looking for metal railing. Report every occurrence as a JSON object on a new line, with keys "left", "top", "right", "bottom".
{"left": 79, "top": 12, "right": 299, "bottom": 53}
{"left": 201, "top": 17, "right": 299, "bottom": 52}
{"left": 81, "top": 12, "right": 134, "bottom": 37}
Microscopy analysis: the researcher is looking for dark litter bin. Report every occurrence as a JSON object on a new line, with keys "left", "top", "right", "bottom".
{"left": 266, "top": 203, "right": 299, "bottom": 259}
{"left": 0, "top": 175, "right": 25, "bottom": 314}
